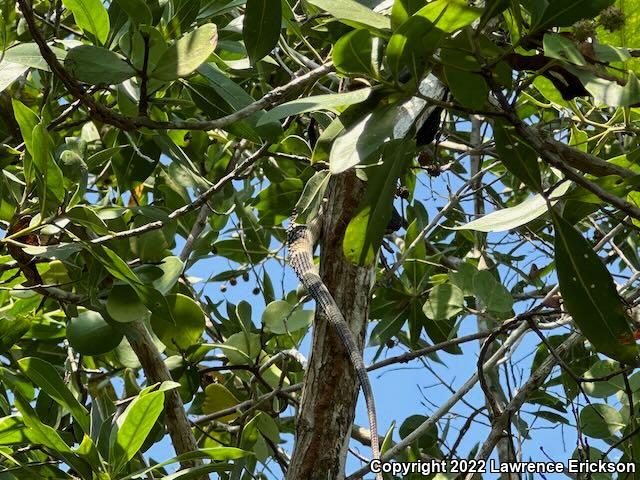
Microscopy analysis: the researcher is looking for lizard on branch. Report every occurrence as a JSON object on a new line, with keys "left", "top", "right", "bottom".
{"left": 287, "top": 74, "right": 447, "bottom": 477}
{"left": 287, "top": 213, "right": 384, "bottom": 480}
{"left": 287, "top": 206, "right": 406, "bottom": 478}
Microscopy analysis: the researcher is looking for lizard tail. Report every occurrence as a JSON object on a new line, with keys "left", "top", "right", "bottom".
{"left": 288, "top": 218, "right": 383, "bottom": 480}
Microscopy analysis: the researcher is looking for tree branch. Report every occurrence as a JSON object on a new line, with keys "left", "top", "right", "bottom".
{"left": 16, "top": 0, "right": 333, "bottom": 131}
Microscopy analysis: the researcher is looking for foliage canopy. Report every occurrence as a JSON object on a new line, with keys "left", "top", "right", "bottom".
{"left": 2, "top": 0, "right": 640, "bottom": 478}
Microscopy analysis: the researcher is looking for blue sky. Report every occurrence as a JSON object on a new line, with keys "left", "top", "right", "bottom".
{"left": 136, "top": 119, "right": 637, "bottom": 478}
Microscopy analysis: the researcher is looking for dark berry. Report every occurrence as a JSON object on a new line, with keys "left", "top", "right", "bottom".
{"left": 572, "top": 19, "right": 597, "bottom": 42}
{"left": 599, "top": 6, "right": 625, "bottom": 32}
{"left": 397, "top": 186, "right": 410, "bottom": 199}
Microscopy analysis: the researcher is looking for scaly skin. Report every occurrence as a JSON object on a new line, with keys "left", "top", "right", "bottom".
{"left": 287, "top": 215, "right": 382, "bottom": 480}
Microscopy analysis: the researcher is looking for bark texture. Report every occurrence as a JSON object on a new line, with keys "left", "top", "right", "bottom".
{"left": 125, "top": 321, "right": 202, "bottom": 472}
{"left": 287, "top": 172, "right": 376, "bottom": 480}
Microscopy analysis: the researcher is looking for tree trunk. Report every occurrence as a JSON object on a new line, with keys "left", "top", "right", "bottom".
{"left": 287, "top": 172, "right": 376, "bottom": 480}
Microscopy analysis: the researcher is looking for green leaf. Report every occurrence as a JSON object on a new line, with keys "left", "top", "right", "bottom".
{"left": 570, "top": 68, "right": 640, "bottom": 107}
{"left": 64, "top": 45, "right": 136, "bottom": 85}
{"left": 111, "top": 390, "right": 164, "bottom": 473}
{"left": 370, "top": 307, "right": 406, "bottom": 346}
{"left": 215, "top": 332, "right": 261, "bottom": 364}
{"left": 119, "top": 27, "right": 168, "bottom": 71}
{"left": 254, "top": 411, "right": 280, "bottom": 443}
{"left": 596, "top": 1, "right": 640, "bottom": 75}
{"left": 329, "top": 104, "right": 399, "bottom": 174}
{"left": 0, "top": 316, "right": 32, "bottom": 352}
{"left": 150, "top": 294, "right": 205, "bottom": 349}
{"left": 448, "top": 262, "right": 478, "bottom": 296}
{"left": 202, "top": 383, "right": 240, "bottom": 422}
{"left": 195, "top": 63, "right": 282, "bottom": 139}
{"left": 333, "top": 29, "right": 374, "bottom": 76}
{"left": 386, "top": 0, "right": 482, "bottom": 79}
{"left": 74, "top": 434, "right": 102, "bottom": 469}
{"left": 14, "top": 394, "right": 68, "bottom": 452}
{"left": 477, "top": 0, "right": 509, "bottom": 30}
{"left": 112, "top": 0, "right": 152, "bottom": 26}
{"left": 564, "top": 175, "right": 640, "bottom": 205}
{"left": 84, "top": 243, "right": 173, "bottom": 322}
{"left": 582, "top": 360, "right": 625, "bottom": 398}
{"left": 151, "top": 256, "right": 184, "bottom": 294}
{"left": 62, "top": 0, "right": 110, "bottom": 44}
{"left": 253, "top": 178, "right": 303, "bottom": 223}
{"left": 262, "top": 300, "right": 313, "bottom": 334}
{"left": 294, "top": 170, "right": 330, "bottom": 223}
{"left": 493, "top": 121, "right": 542, "bottom": 191}
{"left": 454, "top": 182, "right": 570, "bottom": 232}
{"left": 444, "top": 66, "right": 488, "bottom": 110}
{"left": 399, "top": 414, "right": 438, "bottom": 450}
{"left": 536, "top": 410, "right": 571, "bottom": 426}
{"left": 472, "top": 270, "right": 513, "bottom": 313}
{"left": 121, "top": 447, "right": 252, "bottom": 480}
{"left": 343, "top": 140, "right": 411, "bottom": 265}
{"left": 0, "top": 62, "right": 27, "bottom": 92}
{"left": 579, "top": 403, "right": 625, "bottom": 439}
{"left": 390, "top": 0, "right": 425, "bottom": 29}
{"left": 12, "top": 99, "right": 39, "bottom": 160}
{"left": 152, "top": 23, "right": 218, "bottom": 80}
{"left": 0, "top": 415, "right": 29, "bottom": 445}
{"left": 413, "top": 0, "right": 482, "bottom": 33}
{"left": 161, "top": 464, "right": 224, "bottom": 480}
{"left": 243, "top": 0, "right": 282, "bottom": 64}
{"left": 31, "top": 123, "right": 66, "bottom": 210}
{"left": 422, "top": 284, "right": 464, "bottom": 321}
{"left": 543, "top": 33, "right": 586, "bottom": 66}
{"left": 3, "top": 42, "right": 67, "bottom": 71}
{"left": 306, "top": 0, "right": 390, "bottom": 31}
{"left": 552, "top": 209, "right": 640, "bottom": 364}
{"left": 17, "top": 357, "right": 90, "bottom": 433}
{"left": 66, "top": 205, "right": 110, "bottom": 235}
{"left": 257, "top": 88, "right": 372, "bottom": 126}
{"left": 67, "top": 310, "right": 124, "bottom": 356}
{"left": 167, "top": 0, "right": 201, "bottom": 36}
{"left": 329, "top": 77, "right": 445, "bottom": 173}
{"left": 531, "top": 0, "right": 615, "bottom": 31}
{"left": 106, "top": 284, "right": 150, "bottom": 323}
{"left": 14, "top": 393, "right": 91, "bottom": 477}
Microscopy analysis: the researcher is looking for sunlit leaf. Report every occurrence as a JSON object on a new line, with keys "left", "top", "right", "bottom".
{"left": 306, "top": 0, "right": 390, "bottom": 31}
{"left": 112, "top": 390, "right": 165, "bottom": 472}
{"left": 422, "top": 284, "right": 464, "bottom": 321}
{"left": 579, "top": 403, "right": 625, "bottom": 439}
{"left": 152, "top": 24, "right": 218, "bottom": 80}
{"left": 258, "top": 88, "right": 373, "bottom": 126}
{"left": 333, "top": 29, "right": 374, "bottom": 77}
{"left": 62, "top": 0, "right": 110, "bottom": 43}
{"left": 65, "top": 45, "right": 136, "bottom": 85}
{"left": 455, "top": 182, "right": 570, "bottom": 232}
{"left": 202, "top": 383, "right": 240, "bottom": 422}
{"left": 18, "top": 357, "right": 90, "bottom": 433}
{"left": 150, "top": 294, "right": 205, "bottom": 349}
